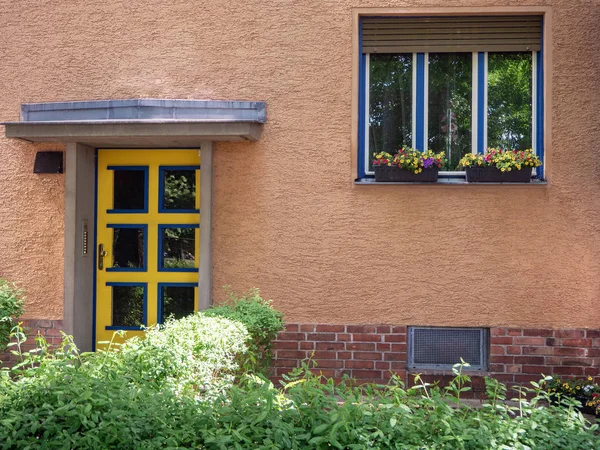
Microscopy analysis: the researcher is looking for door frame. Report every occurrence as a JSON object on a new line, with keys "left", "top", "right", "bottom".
{"left": 63, "top": 142, "right": 213, "bottom": 351}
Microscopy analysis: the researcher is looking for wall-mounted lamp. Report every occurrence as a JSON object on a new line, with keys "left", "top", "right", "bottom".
{"left": 33, "top": 151, "right": 63, "bottom": 174}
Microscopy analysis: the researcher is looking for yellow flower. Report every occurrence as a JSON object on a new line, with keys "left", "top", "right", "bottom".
{"left": 501, "top": 168, "right": 506, "bottom": 172}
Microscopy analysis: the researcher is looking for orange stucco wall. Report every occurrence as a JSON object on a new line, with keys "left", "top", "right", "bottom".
{"left": 0, "top": 1, "right": 599, "bottom": 328}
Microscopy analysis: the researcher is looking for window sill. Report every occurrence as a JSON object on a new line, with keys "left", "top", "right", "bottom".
{"left": 355, "top": 178, "right": 548, "bottom": 186}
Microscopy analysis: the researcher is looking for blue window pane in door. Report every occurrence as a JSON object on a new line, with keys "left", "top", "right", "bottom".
{"left": 161, "top": 286, "right": 195, "bottom": 322}
{"left": 162, "top": 170, "right": 196, "bottom": 211}
{"left": 113, "top": 170, "right": 146, "bottom": 210}
{"left": 161, "top": 227, "right": 196, "bottom": 270}
{"left": 112, "top": 227, "right": 145, "bottom": 269}
{"left": 112, "top": 286, "right": 144, "bottom": 327}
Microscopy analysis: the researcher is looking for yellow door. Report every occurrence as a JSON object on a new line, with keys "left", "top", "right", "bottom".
{"left": 95, "top": 149, "right": 200, "bottom": 345}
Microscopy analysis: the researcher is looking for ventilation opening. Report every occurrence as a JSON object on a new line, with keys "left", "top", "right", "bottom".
{"left": 408, "top": 327, "right": 489, "bottom": 371}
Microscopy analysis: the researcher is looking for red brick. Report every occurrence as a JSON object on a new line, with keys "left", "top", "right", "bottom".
{"left": 278, "top": 332, "right": 305, "bottom": 341}
{"left": 377, "top": 325, "right": 391, "bottom": 334}
{"left": 316, "top": 342, "right": 344, "bottom": 351}
{"left": 588, "top": 348, "right": 600, "bottom": 357}
{"left": 353, "top": 370, "right": 383, "bottom": 379}
{"left": 390, "top": 362, "right": 407, "bottom": 370}
{"left": 584, "top": 367, "right": 600, "bottom": 377}
{"left": 491, "top": 327, "right": 507, "bottom": 336}
{"left": 586, "top": 330, "right": 600, "bottom": 338}
{"left": 300, "top": 341, "right": 314, "bottom": 350}
{"left": 284, "top": 324, "right": 299, "bottom": 332}
{"left": 555, "top": 330, "right": 585, "bottom": 339}
{"left": 507, "top": 329, "right": 522, "bottom": 337}
{"left": 507, "top": 365, "right": 521, "bottom": 373}
{"left": 560, "top": 358, "right": 594, "bottom": 367}
{"left": 513, "top": 374, "right": 541, "bottom": 384}
{"left": 488, "top": 364, "right": 505, "bottom": 372}
{"left": 274, "top": 359, "right": 298, "bottom": 368}
{"left": 312, "top": 351, "right": 337, "bottom": 359}
{"left": 554, "top": 347, "right": 586, "bottom": 357}
{"left": 337, "top": 333, "right": 351, "bottom": 341}
{"left": 353, "top": 352, "right": 382, "bottom": 361}
{"left": 392, "top": 326, "right": 407, "bottom": 334}
{"left": 338, "top": 351, "right": 351, "bottom": 359}
{"left": 348, "top": 343, "right": 375, "bottom": 351}
{"left": 553, "top": 366, "right": 584, "bottom": 376}
{"left": 307, "top": 333, "right": 335, "bottom": 341}
{"left": 314, "top": 359, "right": 344, "bottom": 369}
{"left": 346, "top": 360, "right": 374, "bottom": 369}
{"left": 277, "top": 350, "right": 306, "bottom": 359}
{"left": 490, "top": 346, "right": 505, "bottom": 355}
{"left": 384, "top": 334, "right": 405, "bottom": 343}
{"left": 513, "top": 337, "right": 546, "bottom": 346}
{"left": 506, "top": 346, "right": 522, "bottom": 355}
{"left": 493, "top": 374, "right": 515, "bottom": 383}
{"left": 391, "top": 343, "right": 407, "bottom": 352}
{"left": 545, "top": 356, "right": 562, "bottom": 366}
{"left": 315, "top": 369, "right": 336, "bottom": 378}
{"left": 352, "top": 334, "right": 381, "bottom": 342}
{"left": 347, "top": 325, "right": 376, "bottom": 333}
{"left": 275, "top": 341, "right": 299, "bottom": 350}
{"left": 545, "top": 338, "right": 557, "bottom": 346}
{"left": 300, "top": 324, "right": 315, "bottom": 332}
{"left": 490, "top": 336, "right": 512, "bottom": 345}
{"left": 561, "top": 338, "right": 592, "bottom": 347}
{"left": 52, "top": 320, "right": 64, "bottom": 329}
{"left": 316, "top": 324, "right": 345, "bottom": 333}
{"left": 522, "top": 346, "right": 553, "bottom": 356}
{"left": 384, "top": 353, "right": 406, "bottom": 362}
{"left": 522, "top": 365, "right": 547, "bottom": 374}
{"left": 376, "top": 343, "right": 391, "bottom": 352}
{"left": 514, "top": 356, "right": 545, "bottom": 365}
{"left": 523, "top": 328, "right": 554, "bottom": 337}
{"left": 593, "top": 339, "right": 600, "bottom": 347}
{"left": 376, "top": 361, "right": 390, "bottom": 370}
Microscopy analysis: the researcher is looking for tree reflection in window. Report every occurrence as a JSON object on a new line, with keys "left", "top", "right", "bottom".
{"left": 163, "top": 170, "right": 196, "bottom": 211}
{"left": 162, "top": 227, "right": 196, "bottom": 269}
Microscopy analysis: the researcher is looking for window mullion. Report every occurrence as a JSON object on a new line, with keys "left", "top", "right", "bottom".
{"left": 415, "top": 53, "right": 426, "bottom": 151}
{"left": 477, "top": 52, "right": 487, "bottom": 154}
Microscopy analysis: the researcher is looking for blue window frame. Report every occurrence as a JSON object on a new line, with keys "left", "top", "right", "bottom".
{"left": 358, "top": 16, "right": 545, "bottom": 180}
{"left": 157, "top": 283, "right": 197, "bottom": 324}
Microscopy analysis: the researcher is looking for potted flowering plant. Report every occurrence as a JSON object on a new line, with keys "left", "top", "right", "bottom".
{"left": 542, "top": 376, "right": 600, "bottom": 416}
{"left": 458, "top": 148, "right": 542, "bottom": 183}
{"left": 372, "top": 148, "right": 446, "bottom": 182}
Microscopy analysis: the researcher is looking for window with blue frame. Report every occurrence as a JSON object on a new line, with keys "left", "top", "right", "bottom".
{"left": 358, "top": 15, "right": 544, "bottom": 179}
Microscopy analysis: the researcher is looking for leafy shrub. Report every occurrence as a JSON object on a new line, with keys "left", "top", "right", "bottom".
{"left": 205, "top": 288, "right": 284, "bottom": 375}
{"left": 0, "top": 279, "right": 24, "bottom": 352}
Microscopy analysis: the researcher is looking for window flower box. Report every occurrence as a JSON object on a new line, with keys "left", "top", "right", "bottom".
{"left": 372, "top": 148, "right": 445, "bottom": 183}
{"left": 459, "top": 148, "right": 541, "bottom": 183}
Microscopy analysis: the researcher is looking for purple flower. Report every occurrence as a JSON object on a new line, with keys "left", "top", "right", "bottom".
{"left": 422, "top": 157, "right": 434, "bottom": 168}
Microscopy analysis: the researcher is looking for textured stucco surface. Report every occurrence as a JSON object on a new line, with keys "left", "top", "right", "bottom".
{"left": 1, "top": 0, "right": 599, "bottom": 328}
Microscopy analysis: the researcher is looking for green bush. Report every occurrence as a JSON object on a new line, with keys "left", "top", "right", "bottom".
{"left": 205, "top": 288, "right": 284, "bottom": 375}
{"left": 0, "top": 279, "right": 24, "bottom": 352}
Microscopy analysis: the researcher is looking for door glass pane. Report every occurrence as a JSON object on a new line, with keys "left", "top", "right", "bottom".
{"left": 113, "top": 169, "right": 146, "bottom": 210}
{"left": 112, "top": 227, "right": 145, "bottom": 269}
{"left": 369, "top": 54, "right": 412, "bottom": 170}
{"left": 112, "top": 285, "right": 144, "bottom": 327}
{"left": 488, "top": 52, "right": 533, "bottom": 150}
{"left": 161, "top": 286, "right": 195, "bottom": 322}
{"left": 428, "top": 53, "right": 472, "bottom": 170}
{"left": 161, "top": 227, "right": 196, "bottom": 269}
{"left": 162, "top": 169, "right": 197, "bottom": 211}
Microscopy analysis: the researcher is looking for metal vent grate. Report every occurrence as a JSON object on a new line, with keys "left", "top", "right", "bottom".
{"left": 408, "top": 327, "right": 488, "bottom": 370}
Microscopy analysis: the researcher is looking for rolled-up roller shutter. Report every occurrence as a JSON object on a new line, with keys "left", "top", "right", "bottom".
{"left": 361, "top": 16, "right": 542, "bottom": 53}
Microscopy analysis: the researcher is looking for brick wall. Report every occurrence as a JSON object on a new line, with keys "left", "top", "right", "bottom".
{"left": 0, "top": 319, "right": 63, "bottom": 367}
{"left": 273, "top": 324, "right": 600, "bottom": 393}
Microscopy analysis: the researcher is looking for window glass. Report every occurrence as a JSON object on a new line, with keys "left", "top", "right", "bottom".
{"left": 162, "top": 169, "right": 197, "bottom": 211}
{"left": 161, "top": 286, "right": 195, "bottom": 322}
{"left": 369, "top": 54, "right": 412, "bottom": 169}
{"left": 428, "top": 53, "right": 472, "bottom": 170}
{"left": 112, "top": 227, "right": 145, "bottom": 270}
{"left": 161, "top": 227, "right": 196, "bottom": 270}
{"left": 487, "top": 52, "right": 533, "bottom": 150}
{"left": 113, "top": 169, "right": 146, "bottom": 211}
{"left": 112, "top": 285, "right": 144, "bottom": 327}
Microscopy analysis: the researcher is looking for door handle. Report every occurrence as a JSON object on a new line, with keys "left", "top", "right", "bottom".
{"left": 98, "top": 244, "right": 108, "bottom": 270}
